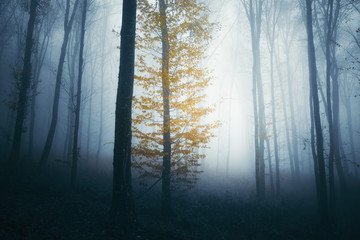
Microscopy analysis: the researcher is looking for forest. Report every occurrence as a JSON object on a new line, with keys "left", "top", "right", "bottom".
{"left": 0, "top": 0, "right": 360, "bottom": 239}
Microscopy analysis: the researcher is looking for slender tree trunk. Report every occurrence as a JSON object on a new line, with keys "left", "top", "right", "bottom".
{"left": 96, "top": 6, "right": 108, "bottom": 167}
{"left": 226, "top": 104, "right": 231, "bottom": 177}
{"left": 5, "top": 105, "right": 16, "bottom": 158}
{"left": 29, "top": 25, "right": 52, "bottom": 161}
{"left": 9, "top": 0, "right": 38, "bottom": 165}
{"left": 38, "top": 0, "right": 79, "bottom": 169}
{"left": 159, "top": 0, "right": 172, "bottom": 215}
{"left": 275, "top": 49, "right": 294, "bottom": 179}
{"left": 331, "top": 49, "right": 347, "bottom": 194}
{"left": 96, "top": 71, "right": 104, "bottom": 167}
{"left": 324, "top": 0, "right": 335, "bottom": 213}
{"left": 216, "top": 126, "right": 220, "bottom": 174}
{"left": 65, "top": 32, "right": 79, "bottom": 163}
{"left": 256, "top": 45, "right": 266, "bottom": 199}
{"left": 285, "top": 50, "right": 300, "bottom": 180}
{"left": 269, "top": 47, "right": 280, "bottom": 195}
{"left": 29, "top": 51, "right": 40, "bottom": 161}
{"left": 310, "top": 90, "right": 320, "bottom": 204}
{"left": 345, "top": 100, "right": 357, "bottom": 175}
{"left": 110, "top": 0, "right": 137, "bottom": 224}
{"left": 338, "top": 130, "right": 348, "bottom": 174}
{"left": 305, "top": 0, "right": 328, "bottom": 220}
{"left": 265, "top": 135, "right": 274, "bottom": 195}
{"left": 243, "top": 0, "right": 266, "bottom": 199}
{"left": 226, "top": 82, "right": 234, "bottom": 177}
{"left": 86, "top": 76, "right": 93, "bottom": 159}
{"left": 71, "top": 0, "right": 87, "bottom": 188}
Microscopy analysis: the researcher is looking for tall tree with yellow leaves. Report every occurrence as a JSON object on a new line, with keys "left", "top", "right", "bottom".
{"left": 133, "top": 0, "right": 218, "bottom": 215}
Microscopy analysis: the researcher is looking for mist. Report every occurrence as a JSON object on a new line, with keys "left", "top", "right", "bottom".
{"left": 1, "top": 0, "right": 360, "bottom": 239}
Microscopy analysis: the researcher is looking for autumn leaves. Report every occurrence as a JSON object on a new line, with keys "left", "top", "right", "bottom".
{"left": 132, "top": 0, "right": 218, "bottom": 189}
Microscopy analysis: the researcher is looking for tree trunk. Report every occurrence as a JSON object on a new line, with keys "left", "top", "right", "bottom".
{"left": 265, "top": 135, "right": 274, "bottom": 195}
{"left": 324, "top": 0, "right": 335, "bottom": 213}
{"left": 345, "top": 100, "right": 357, "bottom": 175}
{"left": 38, "top": 0, "right": 79, "bottom": 169}
{"left": 305, "top": 0, "right": 328, "bottom": 220}
{"left": 29, "top": 24, "right": 51, "bottom": 161}
{"left": 96, "top": 6, "right": 108, "bottom": 167}
{"left": 268, "top": 29, "right": 280, "bottom": 195}
{"left": 331, "top": 43, "right": 347, "bottom": 195}
{"left": 86, "top": 76, "right": 93, "bottom": 159}
{"left": 110, "top": 0, "right": 137, "bottom": 224}
{"left": 285, "top": 50, "right": 300, "bottom": 181}
{"left": 9, "top": 0, "right": 38, "bottom": 165}
{"left": 275, "top": 48, "right": 294, "bottom": 180}
{"left": 159, "top": 0, "right": 172, "bottom": 215}
{"left": 226, "top": 82, "right": 234, "bottom": 177}
{"left": 65, "top": 31, "right": 80, "bottom": 163}
{"left": 243, "top": 0, "right": 265, "bottom": 199}
{"left": 71, "top": 0, "right": 87, "bottom": 188}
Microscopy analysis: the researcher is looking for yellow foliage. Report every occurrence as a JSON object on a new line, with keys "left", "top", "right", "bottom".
{"left": 132, "top": 0, "right": 219, "bottom": 187}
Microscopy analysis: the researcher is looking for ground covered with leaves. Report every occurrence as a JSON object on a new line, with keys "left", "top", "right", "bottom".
{"left": 1, "top": 164, "right": 360, "bottom": 240}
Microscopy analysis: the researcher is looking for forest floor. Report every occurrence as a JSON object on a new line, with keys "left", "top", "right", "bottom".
{"left": 1, "top": 163, "right": 360, "bottom": 240}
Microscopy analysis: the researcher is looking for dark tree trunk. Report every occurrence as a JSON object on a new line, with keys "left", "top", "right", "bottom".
{"left": 110, "top": 0, "right": 137, "bottom": 224}
{"left": 310, "top": 90, "right": 320, "bottom": 205}
{"left": 324, "top": 0, "right": 335, "bottom": 213}
{"left": 265, "top": 135, "right": 274, "bottom": 195}
{"left": 305, "top": 0, "right": 328, "bottom": 220}
{"left": 65, "top": 30, "right": 80, "bottom": 163}
{"left": 38, "top": 0, "right": 79, "bottom": 169}
{"left": 159, "top": 0, "right": 172, "bottom": 215}
{"left": 86, "top": 75, "right": 93, "bottom": 159}
{"left": 9, "top": 0, "right": 38, "bottom": 165}
{"left": 71, "top": 0, "right": 87, "bottom": 188}
{"left": 216, "top": 126, "right": 220, "bottom": 174}
{"left": 28, "top": 22, "right": 52, "bottom": 161}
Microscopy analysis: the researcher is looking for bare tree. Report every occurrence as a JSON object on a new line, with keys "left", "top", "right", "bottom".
{"left": 241, "top": 0, "right": 266, "bottom": 199}
{"left": 265, "top": 0, "right": 281, "bottom": 196}
{"left": 28, "top": 4, "right": 57, "bottom": 161}
{"left": 71, "top": 0, "right": 88, "bottom": 187}
{"left": 8, "top": 0, "right": 38, "bottom": 165}
{"left": 38, "top": 0, "right": 79, "bottom": 169}
{"left": 305, "top": 0, "right": 328, "bottom": 220}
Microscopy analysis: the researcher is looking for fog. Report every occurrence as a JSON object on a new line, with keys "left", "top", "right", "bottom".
{"left": 1, "top": 0, "right": 360, "bottom": 239}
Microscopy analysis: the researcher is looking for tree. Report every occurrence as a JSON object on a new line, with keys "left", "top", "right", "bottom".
{"left": 96, "top": 2, "right": 108, "bottom": 167}
{"left": 28, "top": 1, "right": 56, "bottom": 161}
{"left": 133, "top": 0, "right": 218, "bottom": 215}
{"left": 313, "top": 0, "right": 347, "bottom": 213}
{"left": 305, "top": 0, "right": 328, "bottom": 220}
{"left": 110, "top": 0, "right": 137, "bottom": 224}
{"left": 0, "top": 1, "right": 20, "bottom": 59}
{"left": 8, "top": 0, "right": 38, "bottom": 165}
{"left": 71, "top": 0, "right": 88, "bottom": 187}
{"left": 264, "top": 0, "right": 281, "bottom": 196}
{"left": 38, "top": 0, "right": 79, "bottom": 169}
{"left": 281, "top": 16, "right": 301, "bottom": 181}
{"left": 340, "top": 72, "right": 358, "bottom": 175}
{"left": 241, "top": 0, "right": 266, "bottom": 199}
{"left": 63, "top": 23, "right": 81, "bottom": 164}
